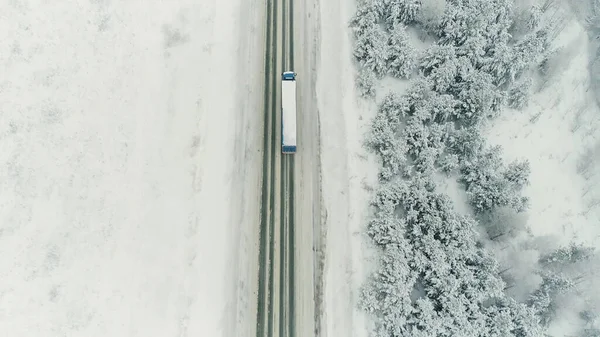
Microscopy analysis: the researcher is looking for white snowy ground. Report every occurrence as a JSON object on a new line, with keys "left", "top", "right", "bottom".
{"left": 485, "top": 12, "right": 600, "bottom": 250}
{"left": 0, "top": 1, "right": 265, "bottom": 336}
{"left": 316, "top": 0, "right": 379, "bottom": 336}
{"left": 484, "top": 7, "right": 600, "bottom": 336}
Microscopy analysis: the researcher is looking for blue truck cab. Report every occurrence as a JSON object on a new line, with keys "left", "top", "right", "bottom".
{"left": 282, "top": 71, "right": 296, "bottom": 81}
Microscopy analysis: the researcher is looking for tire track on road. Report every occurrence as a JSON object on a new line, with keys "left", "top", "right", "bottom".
{"left": 256, "top": 0, "right": 278, "bottom": 334}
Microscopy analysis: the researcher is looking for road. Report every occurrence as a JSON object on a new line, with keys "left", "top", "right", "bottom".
{"left": 255, "top": 0, "right": 320, "bottom": 335}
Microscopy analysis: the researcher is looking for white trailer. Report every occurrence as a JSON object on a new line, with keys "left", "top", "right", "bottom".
{"left": 281, "top": 71, "right": 297, "bottom": 154}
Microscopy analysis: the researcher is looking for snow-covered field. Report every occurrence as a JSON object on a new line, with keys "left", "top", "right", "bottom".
{"left": 486, "top": 11, "right": 600, "bottom": 248}
{"left": 7, "top": 0, "right": 600, "bottom": 336}
{"left": 0, "top": 1, "right": 265, "bottom": 336}
{"left": 484, "top": 8, "right": 600, "bottom": 335}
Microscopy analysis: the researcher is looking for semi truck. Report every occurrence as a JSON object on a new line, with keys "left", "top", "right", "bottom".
{"left": 281, "top": 71, "right": 297, "bottom": 154}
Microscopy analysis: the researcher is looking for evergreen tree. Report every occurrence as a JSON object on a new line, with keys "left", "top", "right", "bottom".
{"left": 478, "top": 206, "right": 529, "bottom": 242}
{"left": 459, "top": 146, "right": 530, "bottom": 213}
{"left": 539, "top": 243, "right": 595, "bottom": 270}
{"left": 510, "top": 30, "right": 548, "bottom": 81}
{"left": 580, "top": 328, "right": 600, "bottom": 337}
{"left": 387, "top": 23, "right": 416, "bottom": 79}
{"left": 384, "top": 0, "right": 423, "bottom": 26}
{"left": 504, "top": 160, "right": 531, "bottom": 190}
{"left": 446, "top": 125, "right": 486, "bottom": 160}
{"left": 357, "top": 67, "right": 377, "bottom": 98}
{"left": 428, "top": 92, "right": 460, "bottom": 123}
{"left": 450, "top": 66, "right": 504, "bottom": 126}
{"left": 350, "top": 0, "right": 382, "bottom": 36}
{"left": 507, "top": 77, "right": 533, "bottom": 109}
{"left": 354, "top": 25, "right": 389, "bottom": 78}
{"left": 419, "top": 44, "right": 457, "bottom": 77}
{"left": 528, "top": 271, "right": 575, "bottom": 327}
{"left": 438, "top": 153, "right": 459, "bottom": 174}
{"left": 367, "top": 93, "right": 411, "bottom": 180}
{"left": 479, "top": 33, "right": 515, "bottom": 87}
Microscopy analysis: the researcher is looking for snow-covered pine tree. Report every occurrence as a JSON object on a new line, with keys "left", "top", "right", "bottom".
{"left": 367, "top": 93, "right": 411, "bottom": 180}
{"left": 414, "top": 0, "right": 446, "bottom": 34}
{"left": 351, "top": 0, "right": 389, "bottom": 85}
{"left": 357, "top": 67, "right": 377, "bottom": 98}
{"left": 507, "top": 76, "right": 533, "bottom": 109}
{"left": 450, "top": 65, "right": 504, "bottom": 126}
{"left": 528, "top": 271, "right": 575, "bottom": 327}
{"left": 387, "top": 23, "right": 416, "bottom": 79}
{"left": 510, "top": 29, "right": 548, "bottom": 82}
{"left": 445, "top": 125, "right": 485, "bottom": 160}
{"left": 527, "top": 5, "right": 542, "bottom": 32}
{"left": 361, "top": 169, "right": 545, "bottom": 335}
{"left": 385, "top": 177, "right": 539, "bottom": 335}
{"left": 436, "top": 2, "right": 472, "bottom": 46}
{"left": 428, "top": 91, "right": 459, "bottom": 123}
{"left": 459, "top": 145, "right": 530, "bottom": 213}
{"left": 384, "top": 0, "right": 423, "bottom": 27}
{"left": 350, "top": 0, "right": 382, "bottom": 37}
{"left": 354, "top": 25, "right": 389, "bottom": 78}
{"left": 484, "top": 297, "right": 543, "bottom": 337}
{"left": 404, "top": 117, "right": 429, "bottom": 155}
{"left": 437, "top": 0, "right": 514, "bottom": 47}
{"left": 484, "top": 301, "right": 518, "bottom": 337}
{"left": 479, "top": 32, "right": 515, "bottom": 87}
{"left": 438, "top": 153, "right": 459, "bottom": 174}
{"left": 360, "top": 244, "right": 415, "bottom": 318}
{"left": 478, "top": 206, "right": 529, "bottom": 242}
{"left": 510, "top": 4, "right": 542, "bottom": 39}
{"left": 419, "top": 43, "right": 456, "bottom": 77}
{"left": 360, "top": 179, "right": 417, "bottom": 336}
{"left": 539, "top": 243, "right": 596, "bottom": 270}
{"left": 368, "top": 110, "right": 409, "bottom": 180}
{"left": 504, "top": 160, "right": 531, "bottom": 191}
{"left": 580, "top": 328, "right": 600, "bottom": 337}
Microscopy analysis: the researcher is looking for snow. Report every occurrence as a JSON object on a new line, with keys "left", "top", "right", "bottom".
{"left": 484, "top": 15, "right": 600, "bottom": 247}
{"left": 483, "top": 10, "right": 600, "bottom": 336}
{"left": 0, "top": 1, "right": 265, "bottom": 336}
{"left": 316, "top": 0, "right": 379, "bottom": 336}
{"left": 281, "top": 80, "right": 297, "bottom": 148}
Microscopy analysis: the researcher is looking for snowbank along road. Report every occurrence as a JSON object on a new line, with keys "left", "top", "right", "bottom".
{"left": 256, "top": 0, "right": 319, "bottom": 335}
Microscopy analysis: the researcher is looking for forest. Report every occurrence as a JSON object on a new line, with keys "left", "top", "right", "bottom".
{"left": 351, "top": 0, "right": 600, "bottom": 335}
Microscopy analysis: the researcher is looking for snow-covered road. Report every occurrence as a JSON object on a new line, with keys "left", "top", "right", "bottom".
{"left": 0, "top": 1, "right": 265, "bottom": 336}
